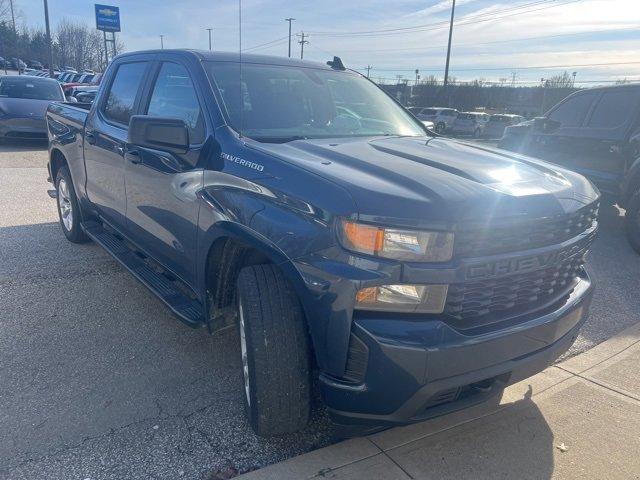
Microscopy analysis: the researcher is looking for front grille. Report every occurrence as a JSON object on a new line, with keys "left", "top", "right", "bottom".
{"left": 455, "top": 202, "right": 599, "bottom": 258}
{"left": 445, "top": 235, "right": 593, "bottom": 326}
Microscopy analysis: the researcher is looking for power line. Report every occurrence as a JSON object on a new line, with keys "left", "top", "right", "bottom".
{"left": 314, "top": 25, "right": 640, "bottom": 54}
{"left": 307, "top": 0, "right": 580, "bottom": 38}
{"left": 243, "top": 35, "right": 289, "bottom": 52}
{"left": 360, "top": 60, "right": 640, "bottom": 73}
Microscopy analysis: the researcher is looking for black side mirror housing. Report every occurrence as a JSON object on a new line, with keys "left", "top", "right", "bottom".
{"left": 533, "top": 116, "right": 561, "bottom": 133}
{"left": 128, "top": 115, "right": 189, "bottom": 155}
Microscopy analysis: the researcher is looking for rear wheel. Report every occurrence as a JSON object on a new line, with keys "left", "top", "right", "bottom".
{"left": 236, "top": 264, "right": 311, "bottom": 436}
{"left": 625, "top": 189, "right": 640, "bottom": 254}
{"left": 55, "top": 166, "right": 89, "bottom": 243}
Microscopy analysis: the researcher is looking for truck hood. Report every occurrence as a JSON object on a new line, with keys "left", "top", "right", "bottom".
{"left": 251, "top": 135, "right": 599, "bottom": 227}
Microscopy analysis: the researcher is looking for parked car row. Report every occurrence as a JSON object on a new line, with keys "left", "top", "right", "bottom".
{"left": 408, "top": 106, "right": 525, "bottom": 137}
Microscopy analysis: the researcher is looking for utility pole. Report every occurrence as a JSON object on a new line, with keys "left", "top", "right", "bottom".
{"left": 9, "top": 0, "right": 17, "bottom": 73}
{"left": 415, "top": 68, "right": 420, "bottom": 85}
{"left": 160, "top": 35, "right": 164, "bottom": 49}
{"left": 285, "top": 18, "right": 295, "bottom": 58}
{"left": 206, "top": 28, "right": 213, "bottom": 50}
{"left": 510, "top": 70, "right": 517, "bottom": 87}
{"left": 43, "top": 0, "right": 54, "bottom": 78}
{"left": 298, "top": 32, "right": 308, "bottom": 60}
{"left": 365, "top": 65, "right": 372, "bottom": 78}
{"left": 443, "top": 0, "right": 456, "bottom": 86}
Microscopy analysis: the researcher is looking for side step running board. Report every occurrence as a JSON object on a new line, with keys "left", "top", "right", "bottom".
{"left": 81, "top": 221, "right": 206, "bottom": 328}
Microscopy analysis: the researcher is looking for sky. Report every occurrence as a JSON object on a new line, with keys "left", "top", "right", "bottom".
{"left": 19, "top": 0, "right": 640, "bottom": 85}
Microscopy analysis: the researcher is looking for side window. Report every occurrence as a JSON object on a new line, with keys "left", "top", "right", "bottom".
{"left": 587, "top": 90, "right": 636, "bottom": 129}
{"left": 146, "top": 62, "right": 205, "bottom": 144}
{"left": 548, "top": 92, "right": 597, "bottom": 128}
{"left": 103, "top": 62, "right": 148, "bottom": 125}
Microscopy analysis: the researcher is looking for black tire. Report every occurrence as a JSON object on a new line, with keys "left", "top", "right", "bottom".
{"left": 55, "top": 165, "right": 89, "bottom": 243}
{"left": 625, "top": 189, "right": 640, "bottom": 254}
{"left": 236, "top": 264, "right": 311, "bottom": 436}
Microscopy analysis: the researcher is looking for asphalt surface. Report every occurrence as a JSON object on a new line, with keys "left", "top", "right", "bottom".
{"left": 1, "top": 141, "right": 639, "bottom": 479}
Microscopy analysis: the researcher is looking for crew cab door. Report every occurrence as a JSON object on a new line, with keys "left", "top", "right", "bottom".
{"left": 576, "top": 87, "right": 640, "bottom": 195}
{"left": 124, "top": 59, "right": 209, "bottom": 288}
{"left": 526, "top": 90, "right": 601, "bottom": 182}
{"left": 84, "top": 58, "right": 152, "bottom": 228}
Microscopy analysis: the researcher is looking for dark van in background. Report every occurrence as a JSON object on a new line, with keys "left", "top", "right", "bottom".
{"left": 499, "top": 84, "right": 640, "bottom": 253}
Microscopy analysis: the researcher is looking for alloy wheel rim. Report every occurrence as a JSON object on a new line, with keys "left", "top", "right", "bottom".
{"left": 238, "top": 300, "right": 251, "bottom": 406}
{"left": 58, "top": 178, "right": 73, "bottom": 231}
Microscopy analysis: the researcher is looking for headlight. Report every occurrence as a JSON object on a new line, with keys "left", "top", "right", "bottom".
{"left": 339, "top": 220, "right": 454, "bottom": 262}
{"left": 355, "top": 284, "right": 448, "bottom": 313}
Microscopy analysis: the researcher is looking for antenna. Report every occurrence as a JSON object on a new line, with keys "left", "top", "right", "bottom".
{"left": 238, "top": 0, "right": 243, "bottom": 139}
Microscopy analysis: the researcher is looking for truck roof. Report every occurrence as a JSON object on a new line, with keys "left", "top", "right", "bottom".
{"left": 115, "top": 49, "right": 337, "bottom": 71}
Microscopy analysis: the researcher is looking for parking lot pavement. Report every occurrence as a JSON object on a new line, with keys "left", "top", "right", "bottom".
{"left": 1, "top": 141, "right": 639, "bottom": 479}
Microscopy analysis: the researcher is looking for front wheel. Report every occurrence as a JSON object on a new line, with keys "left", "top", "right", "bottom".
{"left": 55, "top": 166, "right": 89, "bottom": 243}
{"left": 236, "top": 264, "right": 311, "bottom": 436}
{"left": 625, "top": 189, "right": 640, "bottom": 254}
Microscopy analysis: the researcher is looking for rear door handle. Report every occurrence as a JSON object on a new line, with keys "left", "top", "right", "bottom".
{"left": 85, "top": 130, "right": 96, "bottom": 145}
{"left": 125, "top": 148, "right": 142, "bottom": 164}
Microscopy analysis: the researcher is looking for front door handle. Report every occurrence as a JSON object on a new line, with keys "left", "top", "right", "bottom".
{"left": 85, "top": 130, "right": 96, "bottom": 145}
{"left": 125, "top": 148, "right": 142, "bottom": 165}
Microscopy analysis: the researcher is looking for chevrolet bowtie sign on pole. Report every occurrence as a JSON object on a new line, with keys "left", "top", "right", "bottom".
{"left": 95, "top": 4, "right": 120, "bottom": 68}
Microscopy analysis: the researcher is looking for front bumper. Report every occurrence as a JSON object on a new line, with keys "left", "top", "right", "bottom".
{"left": 320, "top": 272, "right": 592, "bottom": 433}
{"left": 0, "top": 118, "right": 47, "bottom": 140}
{"left": 320, "top": 272, "right": 593, "bottom": 435}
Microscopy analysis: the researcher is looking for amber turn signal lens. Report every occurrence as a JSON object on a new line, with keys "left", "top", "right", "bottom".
{"left": 341, "top": 220, "right": 384, "bottom": 255}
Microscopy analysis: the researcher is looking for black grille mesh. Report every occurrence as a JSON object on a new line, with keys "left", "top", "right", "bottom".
{"left": 455, "top": 202, "right": 599, "bottom": 258}
{"left": 445, "top": 234, "right": 594, "bottom": 324}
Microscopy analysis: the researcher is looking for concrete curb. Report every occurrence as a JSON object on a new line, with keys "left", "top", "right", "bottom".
{"left": 237, "top": 322, "right": 640, "bottom": 479}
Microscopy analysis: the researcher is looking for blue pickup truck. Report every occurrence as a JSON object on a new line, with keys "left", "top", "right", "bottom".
{"left": 46, "top": 50, "right": 599, "bottom": 437}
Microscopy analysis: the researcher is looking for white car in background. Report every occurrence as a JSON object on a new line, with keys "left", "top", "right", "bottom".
{"left": 411, "top": 107, "right": 458, "bottom": 133}
{"left": 450, "top": 112, "right": 491, "bottom": 137}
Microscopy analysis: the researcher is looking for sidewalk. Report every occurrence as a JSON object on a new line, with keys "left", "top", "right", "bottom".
{"left": 238, "top": 322, "right": 640, "bottom": 479}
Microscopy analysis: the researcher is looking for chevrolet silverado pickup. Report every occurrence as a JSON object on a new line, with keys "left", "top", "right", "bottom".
{"left": 46, "top": 50, "right": 599, "bottom": 437}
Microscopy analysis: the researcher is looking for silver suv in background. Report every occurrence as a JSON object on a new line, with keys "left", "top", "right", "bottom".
{"left": 450, "top": 112, "right": 490, "bottom": 137}
{"left": 411, "top": 107, "right": 458, "bottom": 133}
{"left": 483, "top": 114, "right": 524, "bottom": 138}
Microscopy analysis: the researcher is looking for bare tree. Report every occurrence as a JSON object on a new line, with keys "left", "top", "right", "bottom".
{"left": 54, "top": 19, "right": 105, "bottom": 71}
{"left": 545, "top": 71, "right": 574, "bottom": 88}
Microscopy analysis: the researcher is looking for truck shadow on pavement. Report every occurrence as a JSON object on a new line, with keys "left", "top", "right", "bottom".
{"left": 387, "top": 390, "right": 555, "bottom": 479}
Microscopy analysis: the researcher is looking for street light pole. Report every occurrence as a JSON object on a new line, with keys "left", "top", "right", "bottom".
{"left": 285, "top": 18, "right": 295, "bottom": 58}
{"left": 43, "top": 0, "right": 54, "bottom": 78}
{"left": 443, "top": 0, "right": 456, "bottom": 87}
{"left": 207, "top": 28, "right": 213, "bottom": 50}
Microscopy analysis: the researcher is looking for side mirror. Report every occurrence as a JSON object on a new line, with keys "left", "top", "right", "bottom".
{"left": 533, "top": 116, "right": 560, "bottom": 133}
{"left": 128, "top": 115, "right": 189, "bottom": 155}
{"left": 65, "top": 95, "right": 77, "bottom": 103}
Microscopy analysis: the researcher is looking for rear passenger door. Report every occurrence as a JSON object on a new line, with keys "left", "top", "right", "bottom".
{"left": 527, "top": 90, "right": 599, "bottom": 173}
{"left": 84, "top": 58, "right": 152, "bottom": 229}
{"left": 576, "top": 87, "right": 640, "bottom": 195}
{"left": 124, "top": 59, "right": 209, "bottom": 287}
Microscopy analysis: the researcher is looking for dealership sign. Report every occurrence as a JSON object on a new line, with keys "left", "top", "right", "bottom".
{"left": 95, "top": 4, "right": 121, "bottom": 32}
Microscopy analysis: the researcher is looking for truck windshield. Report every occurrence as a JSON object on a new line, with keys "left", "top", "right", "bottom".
{"left": 0, "top": 77, "right": 63, "bottom": 101}
{"left": 206, "top": 62, "right": 425, "bottom": 142}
